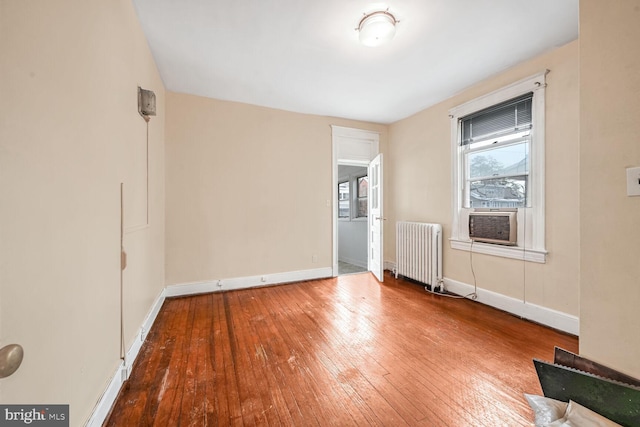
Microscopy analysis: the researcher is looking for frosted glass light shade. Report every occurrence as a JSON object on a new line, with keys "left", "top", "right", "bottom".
{"left": 358, "top": 11, "right": 397, "bottom": 47}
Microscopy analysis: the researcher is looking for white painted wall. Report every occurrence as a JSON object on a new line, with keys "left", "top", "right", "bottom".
{"left": 338, "top": 220, "right": 367, "bottom": 267}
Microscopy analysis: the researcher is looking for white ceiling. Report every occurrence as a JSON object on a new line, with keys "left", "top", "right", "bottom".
{"left": 132, "top": 0, "right": 578, "bottom": 124}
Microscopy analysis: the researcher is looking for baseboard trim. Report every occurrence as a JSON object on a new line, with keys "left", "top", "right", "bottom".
{"left": 86, "top": 289, "right": 166, "bottom": 427}
{"left": 364, "top": 262, "right": 576, "bottom": 335}
{"left": 442, "top": 277, "right": 579, "bottom": 336}
{"left": 123, "top": 290, "right": 166, "bottom": 377}
{"left": 85, "top": 363, "right": 125, "bottom": 427}
{"left": 165, "top": 267, "right": 334, "bottom": 298}
{"left": 384, "top": 261, "right": 396, "bottom": 273}
{"left": 86, "top": 266, "right": 577, "bottom": 425}
{"left": 338, "top": 257, "right": 367, "bottom": 269}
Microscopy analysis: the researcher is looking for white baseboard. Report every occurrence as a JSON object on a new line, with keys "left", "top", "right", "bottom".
{"left": 123, "top": 290, "right": 166, "bottom": 377}
{"left": 338, "top": 257, "right": 367, "bottom": 269}
{"left": 384, "top": 261, "right": 396, "bottom": 273}
{"left": 442, "top": 277, "right": 579, "bottom": 336}
{"left": 387, "top": 259, "right": 578, "bottom": 335}
{"left": 85, "top": 363, "right": 125, "bottom": 427}
{"left": 165, "top": 267, "right": 333, "bottom": 297}
{"left": 86, "top": 266, "right": 577, "bottom": 425}
{"left": 86, "top": 289, "right": 166, "bottom": 427}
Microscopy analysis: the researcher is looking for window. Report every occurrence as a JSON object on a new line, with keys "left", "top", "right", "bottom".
{"left": 338, "top": 181, "right": 350, "bottom": 218}
{"left": 356, "top": 176, "right": 368, "bottom": 218}
{"left": 462, "top": 93, "right": 532, "bottom": 209}
{"left": 337, "top": 170, "right": 368, "bottom": 221}
{"left": 449, "top": 71, "right": 548, "bottom": 263}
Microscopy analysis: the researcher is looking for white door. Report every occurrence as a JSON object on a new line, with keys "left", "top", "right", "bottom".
{"left": 368, "top": 153, "right": 384, "bottom": 282}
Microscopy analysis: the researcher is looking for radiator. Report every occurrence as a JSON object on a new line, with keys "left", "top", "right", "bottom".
{"left": 395, "top": 221, "right": 443, "bottom": 291}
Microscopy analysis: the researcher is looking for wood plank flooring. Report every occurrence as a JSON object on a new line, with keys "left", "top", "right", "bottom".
{"left": 105, "top": 272, "right": 578, "bottom": 426}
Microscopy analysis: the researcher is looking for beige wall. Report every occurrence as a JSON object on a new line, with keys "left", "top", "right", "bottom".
{"left": 2, "top": 1, "right": 637, "bottom": 423}
{"left": 580, "top": 0, "right": 640, "bottom": 377}
{"left": 0, "top": 1, "right": 165, "bottom": 424}
{"left": 165, "top": 92, "right": 387, "bottom": 285}
{"left": 386, "top": 41, "right": 580, "bottom": 316}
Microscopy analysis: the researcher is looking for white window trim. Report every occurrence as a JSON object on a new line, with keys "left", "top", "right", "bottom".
{"left": 337, "top": 180, "right": 351, "bottom": 221}
{"left": 449, "top": 71, "right": 548, "bottom": 263}
{"left": 355, "top": 174, "right": 368, "bottom": 219}
{"left": 338, "top": 174, "right": 368, "bottom": 222}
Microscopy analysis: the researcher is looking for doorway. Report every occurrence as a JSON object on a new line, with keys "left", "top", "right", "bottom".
{"left": 337, "top": 165, "right": 368, "bottom": 275}
{"left": 331, "top": 126, "right": 383, "bottom": 281}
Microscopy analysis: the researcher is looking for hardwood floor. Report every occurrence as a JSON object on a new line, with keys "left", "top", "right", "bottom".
{"left": 105, "top": 272, "right": 578, "bottom": 426}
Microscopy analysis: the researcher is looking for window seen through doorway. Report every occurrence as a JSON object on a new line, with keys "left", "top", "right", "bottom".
{"left": 338, "top": 181, "right": 350, "bottom": 218}
{"left": 337, "top": 167, "right": 368, "bottom": 220}
{"left": 356, "top": 176, "right": 368, "bottom": 218}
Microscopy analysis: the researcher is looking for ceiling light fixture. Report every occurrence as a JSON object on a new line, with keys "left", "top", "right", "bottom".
{"left": 356, "top": 10, "right": 398, "bottom": 47}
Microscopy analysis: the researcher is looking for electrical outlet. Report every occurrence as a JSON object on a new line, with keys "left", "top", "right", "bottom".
{"left": 626, "top": 167, "right": 640, "bottom": 196}
{"left": 312, "top": 254, "right": 318, "bottom": 263}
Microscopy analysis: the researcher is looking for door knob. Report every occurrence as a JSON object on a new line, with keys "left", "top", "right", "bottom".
{"left": 0, "top": 344, "right": 24, "bottom": 378}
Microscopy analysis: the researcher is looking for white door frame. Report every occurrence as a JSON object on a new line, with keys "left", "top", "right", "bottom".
{"left": 331, "top": 126, "right": 380, "bottom": 277}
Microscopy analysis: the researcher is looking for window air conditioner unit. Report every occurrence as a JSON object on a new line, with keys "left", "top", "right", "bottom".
{"left": 469, "top": 210, "right": 517, "bottom": 245}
